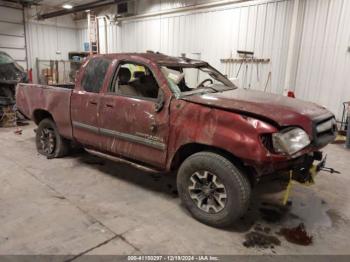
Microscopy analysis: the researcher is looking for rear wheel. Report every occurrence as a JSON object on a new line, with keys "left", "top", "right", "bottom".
{"left": 177, "top": 152, "right": 251, "bottom": 227}
{"left": 36, "top": 118, "right": 69, "bottom": 158}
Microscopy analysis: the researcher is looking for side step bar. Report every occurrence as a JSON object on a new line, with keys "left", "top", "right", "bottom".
{"left": 84, "top": 148, "right": 161, "bottom": 173}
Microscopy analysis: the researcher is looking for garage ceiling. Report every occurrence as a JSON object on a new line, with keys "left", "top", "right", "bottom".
{"left": 1, "top": 0, "right": 98, "bottom": 8}
{"left": 39, "top": 0, "right": 98, "bottom": 8}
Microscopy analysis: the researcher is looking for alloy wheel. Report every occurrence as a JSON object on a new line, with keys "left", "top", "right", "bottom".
{"left": 188, "top": 170, "right": 227, "bottom": 213}
{"left": 39, "top": 127, "right": 56, "bottom": 155}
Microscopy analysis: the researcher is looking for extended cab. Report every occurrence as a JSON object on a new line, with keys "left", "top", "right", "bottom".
{"left": 16, "top": 53, "right": 337, "bottom": 227}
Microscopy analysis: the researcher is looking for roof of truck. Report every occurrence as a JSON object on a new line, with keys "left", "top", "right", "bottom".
{"left": 95, "top": 52, "right": 208, "bottom": 67}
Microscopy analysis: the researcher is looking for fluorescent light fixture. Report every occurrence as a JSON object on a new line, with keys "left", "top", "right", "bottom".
{"left": 62, "top": 4, "right": 73, "bottom": 9}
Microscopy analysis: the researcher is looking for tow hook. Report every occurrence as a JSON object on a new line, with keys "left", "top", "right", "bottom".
{"left": 319, "top": 166, "right": 341, "bottom": 174}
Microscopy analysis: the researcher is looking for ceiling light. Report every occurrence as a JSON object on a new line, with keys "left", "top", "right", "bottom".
{"left": 62, "top": 4, "right": 73, "bottom": 9}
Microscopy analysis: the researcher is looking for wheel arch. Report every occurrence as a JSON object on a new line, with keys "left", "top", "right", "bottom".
{"left": 32, "top": 109, "right": 54, "bottom": 125}
{"left": 169, "top": 143, "right": 255, "bottom": 185}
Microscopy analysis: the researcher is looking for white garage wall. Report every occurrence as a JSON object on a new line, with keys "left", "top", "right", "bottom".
{"left": 44, "top": 0, "right": 349, "bottom": 120}
{"left": 0, "top": 5, "right": 27, "bottom": 69}
{"left": 135, "top": 0, "right": 233, "bottom": 13}
{"left": 24, "top": 10, "right": 79, "bottom": 83}
{"left": 76, "top": 18, "right": 122, "bottom": 54}
{"left": 76, "top": 21, "right": 88, "bottom": 52}
{"left": 294, "top": 0, "right": 350, "bottom": 119}
{"left": 89, "top": 0, "right": 294, "bottom": 95}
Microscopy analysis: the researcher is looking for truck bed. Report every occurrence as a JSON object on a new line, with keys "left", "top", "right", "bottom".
{"left": 16, "top": 83, "right": 73, "bottom": 139}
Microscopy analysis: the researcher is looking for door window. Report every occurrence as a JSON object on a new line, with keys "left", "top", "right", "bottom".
{"left": 81, "top": 58, "right": 111, "bottom": 93}
{"left": 110, "top": 62, "right": 159, "bottom": 99}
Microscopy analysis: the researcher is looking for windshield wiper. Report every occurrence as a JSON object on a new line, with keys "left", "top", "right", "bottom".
{"left": 179, "top": 84, "right": 234, "bottom": 98}
{"left": 179, "top": 89, "right": 214, "bottom": 98}
{"left": 205, "top": 86, "right": 220, "bottom": 92}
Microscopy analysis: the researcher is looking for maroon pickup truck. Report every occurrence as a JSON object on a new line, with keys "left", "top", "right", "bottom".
{"left": 16, "top": 52, "right": 336, "bottom": 227}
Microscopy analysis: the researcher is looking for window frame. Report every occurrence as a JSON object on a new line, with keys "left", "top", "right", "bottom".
{"left": 107, "top": 60, "right": 162, "bottom": 102}
{"left": 80, "top": 57, "right": 112, "bottom": 93}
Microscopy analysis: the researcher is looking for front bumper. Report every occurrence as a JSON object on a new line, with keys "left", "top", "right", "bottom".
{"left": 291, "top": 151, "right": 326, "bottom": 183}
{"left": 254, "top": 151, "right": 326, "bottom": 184}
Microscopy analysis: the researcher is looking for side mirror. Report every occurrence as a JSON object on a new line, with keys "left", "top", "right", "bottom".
{"left": 155, "top": 89, "right": 165, "bottom": 112}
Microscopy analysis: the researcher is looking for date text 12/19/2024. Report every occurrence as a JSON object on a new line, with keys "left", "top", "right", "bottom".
{"left": 127, "top": 256, "right": 219, "bottom": 261}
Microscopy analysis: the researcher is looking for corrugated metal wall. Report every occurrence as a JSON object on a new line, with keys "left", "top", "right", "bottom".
{"left": 76, "top": 19, "right": 122, "bottom": 53}
{"left": 0, "top": 5, "right": 26, "bottom": 69}
{"left": 135, "top": 0, "right": 231, "bottom": 13}
{"left": 106, "top": 0, "right": 294, "bottom": 95}
{"left": 67, "top": 0, "right": 350, "bottom": 119}
{"left": 25, "top": 10, "right": 79, "bottom": 83}
{"left": 294, "top": 0, "right": 350, "bottom": 119}
{"left": 76, "top": 20, "right": 88, "bottom": 52}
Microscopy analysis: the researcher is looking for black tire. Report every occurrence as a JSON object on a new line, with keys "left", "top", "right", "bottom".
{"left": 177, "top": 152, "right": 251, "bottom": 227}
{"left": 35, "top": 118, "right": 70, "bottom": 158}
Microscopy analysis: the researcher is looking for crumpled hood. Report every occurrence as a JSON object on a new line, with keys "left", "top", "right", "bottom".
{"left": 181, "top": 89, "right": 333, "bottom": 133}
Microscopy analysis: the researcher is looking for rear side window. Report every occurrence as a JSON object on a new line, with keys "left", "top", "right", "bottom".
{"left": 81, "top": 58, "right": 111, "bottom": 93}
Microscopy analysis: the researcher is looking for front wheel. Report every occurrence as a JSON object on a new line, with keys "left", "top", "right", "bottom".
{"left": 36, "top": 118, "right": 70, "bottom": 158}
{"left": 177, "top": 152, "right": 251, "bottom": 227}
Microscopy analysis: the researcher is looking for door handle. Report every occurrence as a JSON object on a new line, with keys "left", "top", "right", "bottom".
{"left": 89, "top": 101, "right": 98, "bottom": 105}
{"left": 106, "top": 104, "right": 114, "bottom": 108}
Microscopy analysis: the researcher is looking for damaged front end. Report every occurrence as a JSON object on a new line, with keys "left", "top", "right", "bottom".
{"left": 257, "top": 114, "right": 337, "bottom": 185}
{"left": 281, "top": 151, "right": 339, "bottom": 205}
{"left": 0, "top": 51, "right": 28, "bottom": 127}
{"left": 257, "top": 151, "right": 329, "bottom": 185}
{"left": 255, "top": 150, "right": 338, "bottom": 206}
{"left": 292, "top": 152, "right": 340, "bottom": 186}
{"left": 290, "top": 151, "right": 327, "bottom": 184}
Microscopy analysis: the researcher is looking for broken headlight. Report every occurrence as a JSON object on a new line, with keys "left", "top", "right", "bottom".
{"left": 272, "top": 128, "right": 310, "bottom": 155}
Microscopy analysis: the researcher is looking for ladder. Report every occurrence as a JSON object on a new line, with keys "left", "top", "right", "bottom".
{"left": 87, "top": 11, "right": 99, "bottom": 55}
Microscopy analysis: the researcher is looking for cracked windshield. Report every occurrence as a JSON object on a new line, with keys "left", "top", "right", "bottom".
{"left": 161, "top": 66, "right": 236, "bottom": 97}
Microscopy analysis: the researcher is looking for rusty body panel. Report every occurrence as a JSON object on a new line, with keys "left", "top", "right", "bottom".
{"left": 166, "top": 98, "right": 332, "bottom": 175}
{"left": 181, "top": 89, "right": 332, "bottom": 135}
{"left": 16, "top": 52, "right": 336, "bottom": 178}
{"left": 167, "top": 101, "right": 276, "bottom": 169}
{"left": 95, "top": 57, "right": 172, "bottom": 168}
{"left": 16, "top": 83, "right": 73, "bottom": 139}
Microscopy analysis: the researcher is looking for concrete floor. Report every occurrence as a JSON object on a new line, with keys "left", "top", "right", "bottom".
{"left": 1, "top": 122, "right": 350, "bottom": 257}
